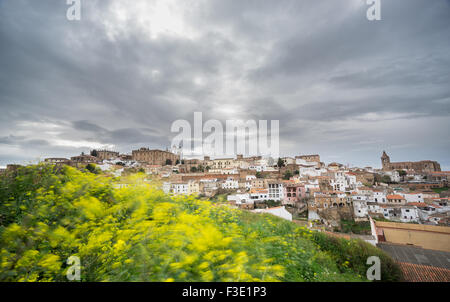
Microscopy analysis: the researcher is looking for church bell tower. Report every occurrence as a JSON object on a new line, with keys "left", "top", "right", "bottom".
{"left": 381, "top": 151, "right": 390, "bottom": 170}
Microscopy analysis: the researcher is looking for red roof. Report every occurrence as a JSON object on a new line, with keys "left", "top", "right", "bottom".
{"left": 398, "top": 262, "right": 450, "bottom": 282}
{"left": 387, "top": 194, "right": 405, "bottom": 200}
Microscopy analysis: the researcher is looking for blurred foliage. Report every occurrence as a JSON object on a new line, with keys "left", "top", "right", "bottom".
{"left": 339, "top": 219, "right": 371, "bottom": 235}
{"left": 0, "top": 164, "right": 401, "bottom": 281}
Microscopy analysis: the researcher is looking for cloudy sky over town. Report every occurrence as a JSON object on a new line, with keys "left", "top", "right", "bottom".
{"left": 1, "top": 0, "right": 449, "bottom": 168}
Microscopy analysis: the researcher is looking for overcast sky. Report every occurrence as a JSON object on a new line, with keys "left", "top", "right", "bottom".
{"left": 1, "top": 0, "right": 449, "bottom": 169}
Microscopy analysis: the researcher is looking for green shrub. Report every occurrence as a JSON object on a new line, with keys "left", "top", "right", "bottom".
{"left": 310, "top": 232, "right": 403, "bottom": 282}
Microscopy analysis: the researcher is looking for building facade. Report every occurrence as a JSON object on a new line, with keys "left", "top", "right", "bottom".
{"left": 381, "top": 151, "right": 441, "bottom": 173}
{"left": 131, "top": 148, "right": 180, "bottom": 165}
{"left": 95, "top": 150, "right": 119, "bottom": 160}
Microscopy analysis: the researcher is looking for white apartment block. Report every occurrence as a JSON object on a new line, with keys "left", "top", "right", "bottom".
{"left": 268, "top": 182, "right": 284, "bottom": 201}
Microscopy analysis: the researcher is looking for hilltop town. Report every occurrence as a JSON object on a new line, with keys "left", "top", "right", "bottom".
{"left": 3, "top": 148, "right": 448, "bottom": 231}
{"left": 1, "top": 147, "right": 450, "bottom": 281}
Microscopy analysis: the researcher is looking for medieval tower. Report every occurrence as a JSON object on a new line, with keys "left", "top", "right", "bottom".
{"left": 381, "top": 151, "right": 390, "bottom": 170}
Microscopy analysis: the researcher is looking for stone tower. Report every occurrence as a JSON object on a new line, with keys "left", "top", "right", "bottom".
{"left": 381, "top": 151, "right": 390, "bottom": 170}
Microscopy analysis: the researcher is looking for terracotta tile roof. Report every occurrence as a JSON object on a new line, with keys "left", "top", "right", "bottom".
{"left": 398, "top": 262, "right": 450, "bottom": 282}
{"left": 387, "top": 194, "right": 405, "bottom": 199}
{"left": 250, "top": 188, "right": 268, "bottom": 193}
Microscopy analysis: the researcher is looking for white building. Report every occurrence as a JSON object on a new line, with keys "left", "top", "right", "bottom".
{"left": 221, "top": 177, "right": 239, "bottom": 189}
{"left": 253, "top": 206, "right": 293, "bottom": 221}
{"left": 367, "top": 202, "right": 383, "bottom": 214}
{"left": 249, "top": 165, "right": 265, "bottom": 172}
{"left": 268, "top": 182, "right": 284, "bottom": 201}
{"left": 408, "top": 202, "right": 441, "bottom": 221}
{"left": 382, "top": 205, "right": 419, "bottom": 223}
{"left": 246, "top": 175, "right": 256, "bottom": 181}
{"left": 227, "top": 193, "right": 252, "bottom": 205}
{"left": 352, "top": 194, "right": 369, "bottom": 201}
{"left": 400, "top": 206, "right": 419, "bottom": 223}
{"left": 250, "top": 189, "right": 269, "bottom": 203}
{"left": 400, "top": 192, "right": 424, "bottom": 203}
{"left": 331, "top": 172, "right": 347, "bottom": 192}
{"left": 163, "top": 181, "right": 199, "bottom": 195}
{"left": 298, "top": 166, "right": 324, "bottom": 177}
{"left": 171, "top": 182, "right": 189, "bottom": 195}
{"left": 345, "top": 172, "right": 359, "bottom": 189}
{"left": 304, "top": 179, "right": 320, "bottom": 191}
{"left": 353, "top": 200, "right": 368, "bottom": 217}
{"left": 386, "top": 170, "right": 401, "bottom": 183}
{"left": 296, "top": 158, "right": 320, "bottom": 168}
{"left": 357, "top": 187, "right": 373, "bottom": 196}
{"left": 373, "top": 190, "right": 387, "bottom": 204}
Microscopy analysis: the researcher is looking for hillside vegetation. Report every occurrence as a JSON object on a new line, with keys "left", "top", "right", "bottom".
{"left": 0, "top": 165, "right": 402, "bottom": 281}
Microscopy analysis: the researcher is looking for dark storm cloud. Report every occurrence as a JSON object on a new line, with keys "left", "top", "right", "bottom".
{"left": 0, "top": 136, "right": 26, "bottom": 145}
{"left": 71, "top": 120, "right": 168, "bottom": 147}
{"left": 0, "top": 0, "right": 449, "bottom": 169}
{"left": 72, "top": 120, "right": 106, "bottom": 133}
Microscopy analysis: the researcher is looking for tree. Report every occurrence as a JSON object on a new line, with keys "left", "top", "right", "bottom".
{"left": 90, "top": 149, "right": 98, "bottom": 157}
{"left": 283, "top": 170, "right": 293, "bottom": 180}
{"left": 381, "top": 175, "right": 391, "bottom": 183}
{"left": 255, "top": 172, "right": 262, "bottom": 178}
{"left": 175, "top": 159, "right": 180, "bottom": 165}
{"left": 397, "top": 170, "right": 407, "bottom": 176}
{"left": 190, "top": 166, "right": 198, "bottom": 173}
{"left": 85, "top": 163, "right": 98, "bottom": 174}
{"left": 294, "top": 170, "right": 299, "bottom": 175}
{"left": 165, "top": 159, "right": 172, "bottom": 166}
{"left": 397, "top": 170, "right": 407, "bottom": 182}
{"left": 277, "top": 158, "right": 285, "bottom": 168}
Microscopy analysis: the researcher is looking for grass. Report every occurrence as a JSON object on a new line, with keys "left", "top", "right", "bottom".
{"left": 432, "top": 187, "right": 449, "bottom": 194}
{"left": 339, "top": 219, "right": 371, "bottom": 235}
{"left": 210, "top": 193, "right": 229, "bottom": 203}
